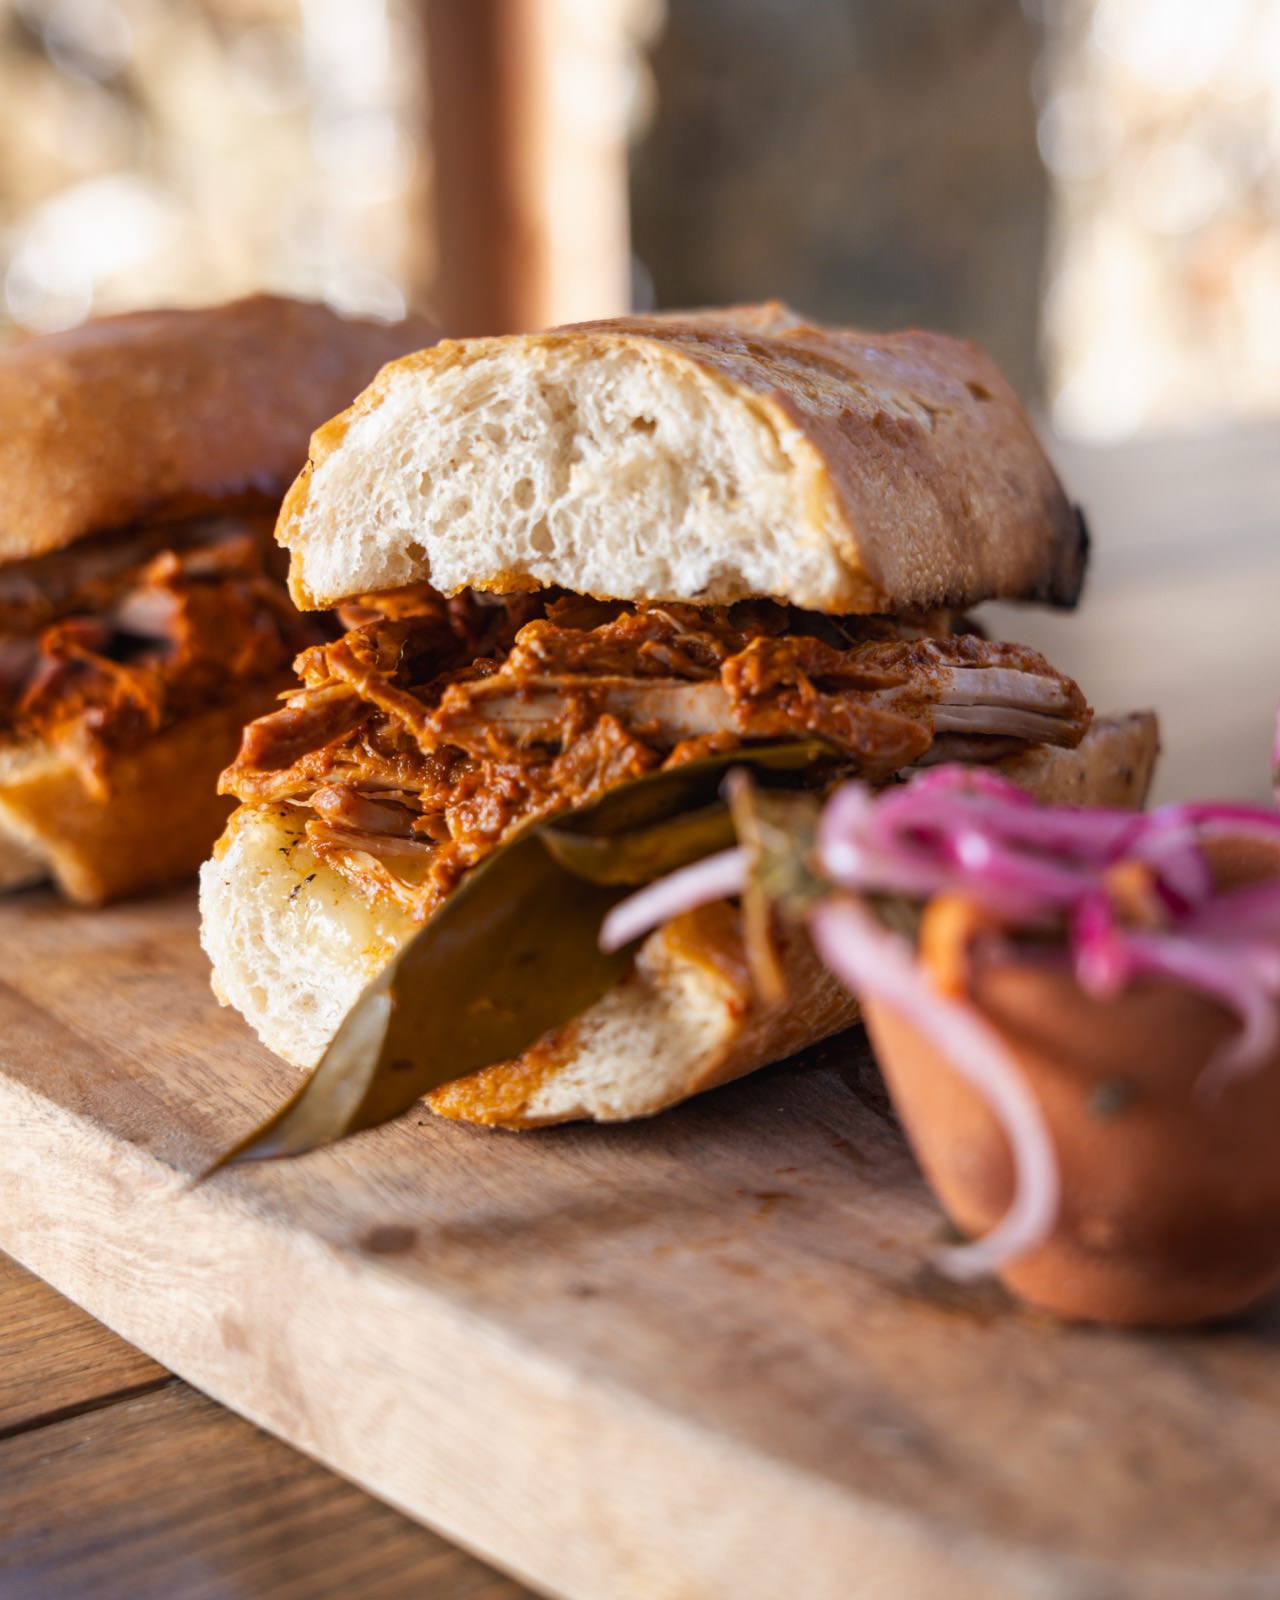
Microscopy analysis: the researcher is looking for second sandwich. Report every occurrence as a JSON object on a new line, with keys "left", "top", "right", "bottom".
{"left": 0, "top": 294, "right": 434, "bottom": 903}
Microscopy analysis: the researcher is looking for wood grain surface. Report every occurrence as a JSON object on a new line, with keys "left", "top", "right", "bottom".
{"left": 0, "top": 1376, "right": 531, "bottom": 1600}
{"left": 0, "top": 1253, "right": 534, "bottom": 1599}
{"left": 0, "top": 1251, "right": 168, "bottom": 1434}
{"left": 2, "top": 887, "right": 1280, "bottom": 1600}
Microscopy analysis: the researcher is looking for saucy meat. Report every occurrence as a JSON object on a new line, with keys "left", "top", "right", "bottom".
{"left": 0, "top": 515, "right": 320, "bottom": 788}
{"left": 222, "top": 592, "right": 1091, "bottom": 924}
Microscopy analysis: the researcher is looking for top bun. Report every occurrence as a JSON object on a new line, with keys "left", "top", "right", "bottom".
{"left": 279, "top": 302, "right": 1086, "bottom": 617}
{"left": 0, "top": 294, "right": 438, "bottom": 563}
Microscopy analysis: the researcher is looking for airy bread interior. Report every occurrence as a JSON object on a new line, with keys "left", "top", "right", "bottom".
{"left": 284, "top": 337, "right": 852, "bottom": 613}
{"left": 200, "top": 712, "right": 1160, "bottom": 1127}
{"left": 200, "top": 803, "right": 418, "bottom": 1066}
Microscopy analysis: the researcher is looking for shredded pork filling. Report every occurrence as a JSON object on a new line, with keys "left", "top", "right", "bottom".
{"left": 221, "top": 590, "right": 1092, "bottom": 924}
{"left": 0, "top": 515, "right": 320, "bottom": 787}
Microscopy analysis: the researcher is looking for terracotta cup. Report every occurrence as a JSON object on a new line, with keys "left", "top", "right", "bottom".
{"left": 863, "top": 835, "right": 1280, "bottom": 1327}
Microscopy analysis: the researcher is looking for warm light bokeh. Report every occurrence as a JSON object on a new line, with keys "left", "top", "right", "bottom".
{"left": 1039, "top": 0, "right": 1280, "bottom": 438}
{"left": 0, "top": 0, "right": 428, "bottom": 334}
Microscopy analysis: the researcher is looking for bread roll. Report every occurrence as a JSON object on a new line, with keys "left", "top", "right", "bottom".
{"left": 0, "top": 295, "right": 440, "bottom": 902}
{"left": 0, "top": 295, "right": 437, "bottom": 562}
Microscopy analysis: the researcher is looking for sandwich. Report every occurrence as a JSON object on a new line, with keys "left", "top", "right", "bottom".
{"left": 0, "top": 294, "right": 435, "bottom": 903}
{"left": 199, "top": 303, "right": 1159, "bottom": 1129}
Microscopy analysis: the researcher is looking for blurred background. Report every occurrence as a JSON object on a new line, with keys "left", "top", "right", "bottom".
{"left": 0, "top": 0, "right": 1277, "bottom": 798}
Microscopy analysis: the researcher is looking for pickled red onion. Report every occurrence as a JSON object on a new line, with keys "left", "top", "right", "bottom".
{"left": 600, "top": 847, "right": 748, "bottom": 953}
{"left": 809, "top": 897, "right": 1059, "bottom": 1279}
{"left": 597, "top": 763, "right": 1280, "bottom": 1280}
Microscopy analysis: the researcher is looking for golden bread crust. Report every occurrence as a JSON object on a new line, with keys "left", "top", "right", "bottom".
{"left": 0, "top": 828, "right": 45, "bottom": 893}
{"left": 0, "top": 683, "right": 294, "bottom": 904}
{"left": 0, "top": 296, "right": 437, "bottom": 562}
{"left": 992, "top": 709, "right": 1159, "bottom": 809}
{"left": 577, "top": 304, "right": 1087, "bottom": 611}
{"left": 426, "top": 901, "right": 861, "bottom": 1127}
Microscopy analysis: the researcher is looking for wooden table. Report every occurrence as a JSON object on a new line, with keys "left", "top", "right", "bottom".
{"left": 3, "top": 427, "right": 1278, "bottom": 1598}
{"left": 0, "top": 1252, "right": 532, "bottom": 1598}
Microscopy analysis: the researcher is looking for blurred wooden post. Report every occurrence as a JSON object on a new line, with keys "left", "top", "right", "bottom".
{"left": 423, "top": 0, "right": 633, "bottom": 336}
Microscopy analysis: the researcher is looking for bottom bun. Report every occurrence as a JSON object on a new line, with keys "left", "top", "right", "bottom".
{"left": 990, "top": 708, "right": 1160, "bottom": 809}
{"left": 0, "top": 828, "right": 47, "bottom": 894}
{"left": 0, "top": 683, "right": 294, "bottom": 906}
{"left": 199, "top": 711, "right": 1160, "bottom": 1127}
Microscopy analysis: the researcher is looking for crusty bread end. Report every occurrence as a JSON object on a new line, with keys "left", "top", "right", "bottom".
{"left": 993, "top": 709, "right": 1159, "bottom": 809}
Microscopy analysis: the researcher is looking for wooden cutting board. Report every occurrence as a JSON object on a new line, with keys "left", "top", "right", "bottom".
{"left": 2, "top": 888, "right": 1279, "bottom": 1600}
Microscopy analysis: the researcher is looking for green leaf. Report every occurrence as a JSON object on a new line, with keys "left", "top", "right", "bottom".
{"left": 542, "top": 803, "right": 737, "bottom": 884}
{"left": 204, "top": 738, "right": 838, "bottom": 1172}
{"left": 745, "top": 787, "right": 826, "bottom": 914}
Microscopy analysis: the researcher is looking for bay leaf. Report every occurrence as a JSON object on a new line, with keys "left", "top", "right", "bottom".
{"left": 205, "top": 738, "right": 837, "bottom": 1171}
